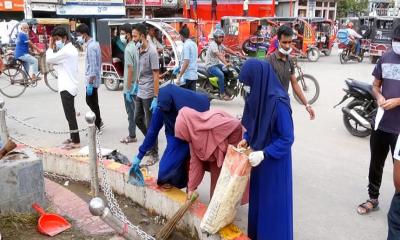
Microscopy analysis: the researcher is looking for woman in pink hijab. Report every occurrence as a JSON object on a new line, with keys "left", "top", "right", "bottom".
{"left": 175, "top": 107, "right": 244, "bottom": 200}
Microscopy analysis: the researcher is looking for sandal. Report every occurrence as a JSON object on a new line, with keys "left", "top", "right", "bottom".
{"left": 61, "top": 143, "right": 81, "bottom": 150}
{"left": 62, "top": 139, "right": 73, "bottom": 144}
{"left": 120, "top": 136, "right": 137, "bottom": 144}
{"left": 357, "top": 199, "right": 379, "bottom": 215}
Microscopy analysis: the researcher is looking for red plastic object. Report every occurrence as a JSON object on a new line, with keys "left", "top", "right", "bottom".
{"left": 32, "top": 203, "right": 71, "bottom": 237}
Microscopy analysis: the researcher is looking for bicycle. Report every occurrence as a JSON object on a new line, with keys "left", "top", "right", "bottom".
{"left": 0, "top": 53, "right": 58, "bottom": 98}
{"left": 292, "top": 57, "right": 320, "bottom": 105}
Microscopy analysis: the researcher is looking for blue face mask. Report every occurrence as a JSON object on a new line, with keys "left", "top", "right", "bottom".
{"left": 56, "top": 40, "right": 65, "bottom": 50}
{"left": 76, "top": 36, "right": 84, "bottom": 45}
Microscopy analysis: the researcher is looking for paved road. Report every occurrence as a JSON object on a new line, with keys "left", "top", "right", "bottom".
{"left": 2, "top": 48, "right": 393, "bottom": 240}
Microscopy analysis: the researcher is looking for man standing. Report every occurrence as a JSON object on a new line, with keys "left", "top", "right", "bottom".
{"left": 75, "top": 23, "right": 104, "bottom": 133}
{"left": 133, "top": 23, "right": 160, "bottom": 164}
{"left": 120, "top": 23, "right": 138, "bottom": 144}
{"left": 357, "top": 25, "right": 400, "bottom": 215}
{"left": 266, "top": 25, "right": 315, "bottom": 120}
{"left": 15, "top": 22, "right": 42, "bottom": 81}
{"left": 243, "top": 0, "right": 249, "bottom": 17}
{"left": 147, "top": 26, "right": 163, "bottom": 54}
{"left": 176, "top": 26, "right": 198, "bottom": 91}
{"left": 46, "top": 26, "right": 80, "bottom": 149}
{"left": 388, "top": 138, "right": 400, "bottom": 240}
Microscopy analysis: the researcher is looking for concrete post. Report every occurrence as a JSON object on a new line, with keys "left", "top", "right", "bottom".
{"left": 0, "top": 99, "right": 9, "bottom": 146}
{"left": 89, "top": 197, "right": 142, "bottom": 240}
{"left": 86, "top": 111, "right": 99, "bottom": 197}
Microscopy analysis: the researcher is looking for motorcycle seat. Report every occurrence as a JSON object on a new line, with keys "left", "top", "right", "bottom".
{"left": 346, "top": 79, "right": 373, "bottom": 95}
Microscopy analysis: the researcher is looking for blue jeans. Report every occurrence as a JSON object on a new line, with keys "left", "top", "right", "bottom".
{"left": 208, "top": 64, "right": 225, "bottom": 95}
{"left": 124, "top": 95, "right": 136, "bottom": 138}
{"left": 355, "top": 39, "right": 361, "bottom": 55}
{"left": 18, "top": 54, "right": 39, "bottom": 76}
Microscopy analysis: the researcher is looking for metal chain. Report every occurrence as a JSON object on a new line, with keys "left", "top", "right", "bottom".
{"left": 10, "top": 136, "right": 89, "bottom": 158}
{"left": 95, "top": 134, "right": 155, "bottom": 240}
{"left": 44, "top": 171, "right": 89, "bottom": 183}
{"left": 6, "top": 112, "right": 88, "bottom": 135}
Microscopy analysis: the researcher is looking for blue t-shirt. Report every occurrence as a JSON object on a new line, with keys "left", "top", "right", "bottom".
{"left": 372, "top": 50, "right": 400, "bottom": 134}
{"left": 14, "top": 32, "right": 29, "bottom": 59}
{"left": 181, "top": 39, "right": 198, "bottom": 80}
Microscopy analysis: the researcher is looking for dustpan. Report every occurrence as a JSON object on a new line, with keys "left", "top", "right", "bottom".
{"left": 32, "top": 203, "right": 71, "bottom": 236}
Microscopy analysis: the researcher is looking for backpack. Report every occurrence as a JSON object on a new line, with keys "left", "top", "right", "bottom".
{"left": 337, "top": 29, "right": 349, "bottom": 44}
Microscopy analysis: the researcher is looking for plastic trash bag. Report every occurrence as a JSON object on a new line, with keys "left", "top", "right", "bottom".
{"left": 104, "top": 150, "right": 130, "bottom": 165}
{"left": 127, "top": 165, "right": 145, "bottom": 187}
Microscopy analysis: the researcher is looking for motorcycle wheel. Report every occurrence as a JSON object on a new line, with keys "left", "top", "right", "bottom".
{"left": 357, "top": 54, "right": 364, "bottom": 62}
{"left": 197, "top": 79, "right": 214, "bottom": 101}
{"left": 323, "top": 48, "right": 332, "bottom": 56}
{"left": 342, "top": 100, "right": 372, "bottom": 138}
{"left": 293, "top": 74, "right": 320, "bottom": 105}
{"left": 339, "top": 52, "right": 347, "bottom": 64}
{"left": 199, "top": 49, "right": 207, "bottom": 62}
{"left": 307, "top": 48, "right": 320, "bottom": 62}
{"left": 104, "top": 73, "right": 120, "bottom": 91}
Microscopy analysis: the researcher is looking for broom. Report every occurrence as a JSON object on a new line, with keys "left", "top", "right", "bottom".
{"left": 155, "top": 192, "right": 199, "bottom": 240}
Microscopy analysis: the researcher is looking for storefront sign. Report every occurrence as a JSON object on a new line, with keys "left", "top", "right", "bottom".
{"left": 162, "top": 0, "right": 178, "bottom": 7}
{"left": 57, "top": 4, "right": 125, "bottom": 15}
{"left": 0, "top": 0, "right": 24, "bottom": 11}
{"left": 126, "top": 0, "right": 162, "bottom": 6}
{"left": 31, "top": 3, "right": 57, "bottom": 11}
{"left": 31, "top": 0, "right": 58, "bottom": 3}
{"left": 64, "top": 0, "right": 124, "bottom": 5}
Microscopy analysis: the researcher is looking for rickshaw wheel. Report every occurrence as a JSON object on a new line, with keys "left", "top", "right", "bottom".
{"left": 323, "top": 48, "right": 332, "bottom": 56}
{"left": 104, "top": 73, "right": 120, "bottom": 91}
{"left": 307, "top": 48, "right": 320, "bottom": 62}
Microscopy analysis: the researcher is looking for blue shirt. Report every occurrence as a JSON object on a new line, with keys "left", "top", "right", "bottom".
{"left": 14, "top": 32, "right": 29, "bottom": 59}
{"left": 181, "top": 39, "right": 198, "bottom": 80}
{"left": 85, "top": 38, "right": 102, "bottom": 88}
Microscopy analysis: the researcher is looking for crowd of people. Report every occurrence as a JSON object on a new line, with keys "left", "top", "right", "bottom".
{"left": 11, "top": 19, "right": 400, "bottom": 240}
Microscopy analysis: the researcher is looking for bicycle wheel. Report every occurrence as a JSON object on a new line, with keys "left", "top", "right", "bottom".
{"left": 293, "top": 74, "right": 320, "bottom": 105}
{"left": 44, "top": 64, "right": 58, "bottom": 92}
{"left": 0, "top": 67, "right": 28, "bottom": 98}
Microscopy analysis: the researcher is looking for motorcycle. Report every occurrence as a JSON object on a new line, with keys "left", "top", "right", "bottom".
{"left": 334, "top": 78, "right": 377, "bottom": 138}
{"left": 197, "top": 55, "right": 245, "bottom": 101}
{"left": 338, "top": 40, "right": 368, "bottom": 64}
{"left": 242, "top": 35, "right": 270, "bottom": 57}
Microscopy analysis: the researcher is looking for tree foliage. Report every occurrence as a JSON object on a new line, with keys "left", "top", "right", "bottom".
{"left": 337, "top": 0, "right": 369, "bottom": 18}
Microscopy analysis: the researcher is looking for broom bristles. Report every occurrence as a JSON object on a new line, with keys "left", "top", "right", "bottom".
{"left": 155, "top": 193, "right": 199, "bottom": 240}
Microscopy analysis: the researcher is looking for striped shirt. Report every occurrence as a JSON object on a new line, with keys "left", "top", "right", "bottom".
{"left": 85, "top": 38, "right": 102, "bottom": 88}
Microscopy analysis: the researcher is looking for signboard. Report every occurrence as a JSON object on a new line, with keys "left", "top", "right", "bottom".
{"left": 31, "top": 3, "right": 57, "bottom": 11}
{"left": 64, "top": 0, "right": 124, "bottom": 5}
{"left": 57, "top": 5, "right": 125, "bottom": 14}
{"left": 126, "top": 0, "right": 162, "bottom": 6}
{"left": 31, "top": 0, "right": 58, "bottom": 3}
{"left": 163, "top": 0, "right": 178, "bottom": 7}
{"left": 0, "top": 0, "right": 24, "bottom": 11}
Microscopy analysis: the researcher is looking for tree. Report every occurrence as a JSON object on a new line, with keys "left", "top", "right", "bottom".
{"left": 337, "top": 0, "right": 369, "bottom": 18}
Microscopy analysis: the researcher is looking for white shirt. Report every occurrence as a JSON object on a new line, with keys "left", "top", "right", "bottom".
{"left": 395, "top": 135, "right": 400, "bottom": 161}
{"left": 347, "top": 28, "right": 362, "bottom": 39}
{"left": 46, "top": 42, "right": 79, "bottom": 96}
{"left": 243, "top": 0, "right": 249, "bottom": 10}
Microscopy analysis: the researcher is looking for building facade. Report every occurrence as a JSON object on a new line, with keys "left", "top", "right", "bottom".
{"left": 276, "top": 0, "right": 337, "bottom": 19}
{"left": 0, "top": 0, "right": 24, "bottom": 20}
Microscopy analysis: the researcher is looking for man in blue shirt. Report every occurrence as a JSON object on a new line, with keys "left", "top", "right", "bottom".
{"left": 76, "top": 23, "right": 104, "bottom": 132}
{"left": 14, "top": 22, "right": 42, "bottom": 81}
{"left": 176, "top": 26, "right": 198, "bottom": 91}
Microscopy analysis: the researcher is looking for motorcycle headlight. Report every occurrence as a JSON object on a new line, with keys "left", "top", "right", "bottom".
{"left": 232, "top": 70, "right": 238, "bottom": 78}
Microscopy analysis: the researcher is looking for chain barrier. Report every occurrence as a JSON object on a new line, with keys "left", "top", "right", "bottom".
{"left": 44, "top": 171, "right": 89, "bottom": 183}
{"left": 6, "top": 112, "right": 88, "bottom": 135}
{"left": 95, "top": 134, "right": 155, "bottom": 240}
{"left": 10, "top": 136, "right": 89, "bottom": 159}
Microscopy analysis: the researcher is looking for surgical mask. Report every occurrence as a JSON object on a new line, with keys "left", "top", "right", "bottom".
{"left": 120, "top": 35, "right": 127, "bottom": 44}
{"left": 136, "top": 41, "right": 142, "bottom": 49}
{"left": 393, "top": 41, "right": 400, "bottom": 55}
{"left": 56, "top": 40, "right": 65, "bottom": 50}
{"left": 76, "top": 36, "right": 84, "bottom": 45}
{"left": 278, "top": 47, "right": 292, "bottom": 55}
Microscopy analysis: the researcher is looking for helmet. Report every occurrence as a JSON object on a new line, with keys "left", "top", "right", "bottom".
{"left": 213, "top": 29, "right": 225, "bottom": 39}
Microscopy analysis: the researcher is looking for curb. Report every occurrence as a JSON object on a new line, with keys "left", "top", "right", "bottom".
{"left": 41, "top": 146, "right": 250, "bottom": 240}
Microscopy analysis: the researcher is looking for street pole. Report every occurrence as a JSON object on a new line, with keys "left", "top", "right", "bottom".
{"left": 142, "top": 0, "right": 146, "bottom": 18}
{"left": 0, "top": 99, "right": 8, "bottom": 147}
{"left": 86, "top": 111, "right": 99, "bottom": 197}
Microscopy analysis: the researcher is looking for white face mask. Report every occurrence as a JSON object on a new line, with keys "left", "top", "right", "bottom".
{"left": 120, "top": 35, "right": 127, "bottom": 44}
{"left": 393, "top": 41, "right": 400, "bottom": 55}
{"left": 278, "top": 47, "right": 292, "bottom": 55}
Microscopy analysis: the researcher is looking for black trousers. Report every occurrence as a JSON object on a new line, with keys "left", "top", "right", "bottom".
{"left": 181, "top": 79, "right": 197, "bottom": 91}
{"left": 388, "top": 192, "right": 400, "bottom": 240}
{"left": 60, "top": 91, "right": 80, "bottom": 143}
{"left": 86, "top": 87, "right": 102, "bottom": 129}
{"left": 368, "top": 129, "right": 399, "bottom": 199}
{"left": 134, "top": 96, "right": 158, "bottom": 154}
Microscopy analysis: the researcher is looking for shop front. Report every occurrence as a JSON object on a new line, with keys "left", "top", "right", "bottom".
{"left": 0, "top": 0, "right": 24, "bottom": 20}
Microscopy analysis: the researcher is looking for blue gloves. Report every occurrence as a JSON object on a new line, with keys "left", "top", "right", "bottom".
{"left": 172, "top": 66, "right": 180, "bottom": 76}
{"left": 86, "top": 84, "right": 93, "bottom": 96}
{"left": 128, "top": 156, "right": 144, "bottom": 187}
{"left": 131, "top": 83, "right": 138, "bottom": 96}
{"left": 149, "top": 97, "right": 158, "bottom": 113}
{"left": 124, "top": 92, "right": 133, "bottom": 103}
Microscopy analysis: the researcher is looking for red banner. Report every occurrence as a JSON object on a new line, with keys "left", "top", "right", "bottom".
{"left": 0, "top": 0, "right": 24, "bottom": 11}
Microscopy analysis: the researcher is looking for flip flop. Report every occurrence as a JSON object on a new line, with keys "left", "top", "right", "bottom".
{"left": 61, "top": 143, "right": 81, "bottom": 150}
{"left": 120, "top": 136, "right": 137, "bottom": 144}
{"left": 62, "top": 139, "right": 73, "bottom": 144}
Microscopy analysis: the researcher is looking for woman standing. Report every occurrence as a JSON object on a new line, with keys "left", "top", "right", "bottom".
{"left": 131, "top": 84, "right": 210, "bottom": 189}
{"left": 238, "top": 59, "right": 294, "bottom": 240}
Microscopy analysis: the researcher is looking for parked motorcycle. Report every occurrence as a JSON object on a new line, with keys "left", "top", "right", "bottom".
{"left": 334, "top": 78, "right": 377, "bottom": 137}
{"left": 197, "top": 55, "right": 245, "bottom": 101}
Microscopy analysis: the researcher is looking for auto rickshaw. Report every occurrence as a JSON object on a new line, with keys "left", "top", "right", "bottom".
{"left": 97, "top": 19, "right": 183, "bottom": 91}
{"left": 262, "top": 17, "right": 320, "bottom": 62}
{"left": 369, "top": 16, "right": 399, "bottom": 64}
{"left": 220, "top": 16, "right": 260, "bottom": 51}
{"left": 310, "top": 18, "right": 335, "bottom": 56}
